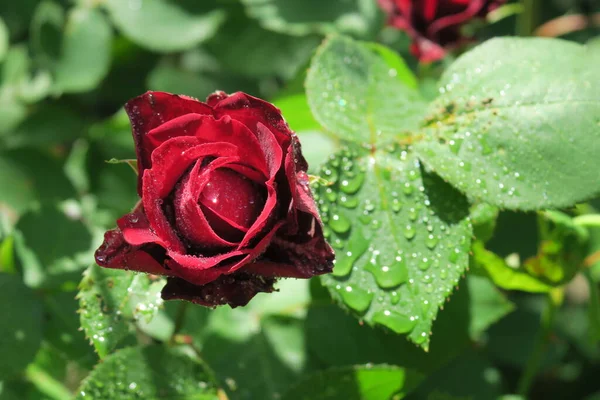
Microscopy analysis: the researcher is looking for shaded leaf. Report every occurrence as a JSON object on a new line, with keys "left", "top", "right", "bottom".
{"left": 523, "top": 211, "right": 588, "bottom": 285}
{"left": 467, "top": 275, "right": 514, "bottom": 340}
{"left": 14, "top": 203, "right": 93, "bottom": 289}
{"left": 283, "top": 365, "right": 423, "bottom": 400}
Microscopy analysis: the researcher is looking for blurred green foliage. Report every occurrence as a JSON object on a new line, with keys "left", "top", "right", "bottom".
{"left": 0, "top": 0, "right": 599, "bottom": 399}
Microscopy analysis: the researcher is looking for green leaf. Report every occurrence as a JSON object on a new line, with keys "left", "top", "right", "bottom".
{"left": 414, "top": 37, "right": 600, "bottom": 210}
{"left": 0, "top": 17, "right": 8, "bottom": 63}
{"left": 295, "top": 131, "right": 337, "bottom": 174}
{"left": 241, "top": 0, "right": 383, "bottom": 38}
{"left": 103, "top": 0, "right": 225, "bottom": 53}
{"left": 409, "top": 350, "right": 503, "bottom": 399}
{"left": 207, "top": 19, "right": 320, "bottom": 80}
{"left": 0, "top": 93, "right": 27, "bottom": 135}
{"left": 29, "top": 0, "right": 64, "bottom": 68}
{"left": 53, "top": 7, "right": 112, "bottom": 93}
{"left": 146, "top": 63, "right": 218, "bottom": 100}
{"left": 471, "top": 241, "right": 553, "bottom": 293}
{"left": 315, "top": 145, "right": 472, "bottom": 349}
{"left": 283, "top": 365, "right": 424, "bottom": 400}
{"left": 467, "top": 275, "right": 514, "bottom": 340}
{"left": 304, "top": 283, "right": 471, "bottom": 374}
{"left": 44, "top": 291, "right": 97, "bottom": 367}
{"left": 306, "top": 35, "right": 426, "bottom": 144}
{"left": 3, "top": 103, "right": 87, "bottom": 148}
{"left": 1, "top": 45, "right": 29, "bottom": 85}
{"left": 274, "top": 92, "right": 321, "bottom": 133}
{"left": 0, "top": 150, "right": 76, "bottom": 219}
{"left": 13, "top": 203, "right": 93, "bottom": 289}
{"left": 180, "top": 279, "right": 311, "bottom": 400}
{"left": 0, "top": 273, "right": 43, "bottom": 380}
{"left": 77, "top": 265, "right": 165, "bottom": 358}
{"left": 75, "top": 345, "right": 220, "bottom": 400}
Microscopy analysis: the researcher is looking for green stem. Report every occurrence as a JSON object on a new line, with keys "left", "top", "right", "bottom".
{"left": 25, "top": 364, "right": 73, "bottom": 400}
{"left": 517, "top": 0, "right": 540, "bottom": 36}
{"left": 168, "top": 301, "right": 189, "bottom": 345}
{"left": 573, "top": 214, "right": 600, "bottom": 228}
{"left": 517, "top": 289, "right": 561, "bottom": 396}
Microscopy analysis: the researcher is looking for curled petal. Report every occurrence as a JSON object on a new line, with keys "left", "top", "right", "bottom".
{"left": 125, "top": 91, "right": 214, "bottom": 192}
{"left": 94, "top": 229, "right": 171, "bottom": 276}
{"left": 211, "top": 92, "right": 293, "bottom": 148}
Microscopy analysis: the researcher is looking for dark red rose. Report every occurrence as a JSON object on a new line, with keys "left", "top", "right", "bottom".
{"left": 95, "top": 91, "right": 334, "bottom": 307}
{"left": 378, "top": 0, "right": 505, "bottom": 61}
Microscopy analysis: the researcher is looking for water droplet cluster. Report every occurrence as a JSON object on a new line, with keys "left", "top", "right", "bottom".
{"left": 316, "top": 146, "right": 473, "bottom": 348}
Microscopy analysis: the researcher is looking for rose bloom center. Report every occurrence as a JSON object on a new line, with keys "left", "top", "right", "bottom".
{"left": 199, "top": 168, "right": 266, "bottom": 240}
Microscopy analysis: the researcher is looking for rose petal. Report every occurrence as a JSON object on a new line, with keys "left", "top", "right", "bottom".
{"left": 211, "top": 92, "right": 293, "bottom": 148}
{"left": 147, "top": 136, "right": 239, "bottom": 199}
{"left": 117, "top": 207, "right": 163, "bottom": 246}
{"left": 173, "top": 160, "right": 238, "bottom": 248}
{"left": 95, "top": 228, "right": 171, "bottom": 276}
{"left": 161, "top": 273, "right": 276, "bottom": 308}
{"left": 125, "top": 91, "right": 214, "bottom": 193}
{"left": 167, "top": 220, "right": 285, "bottom": 285}
{"left": 199, "top": 168, "right": 266, "bottom": 231}
{"left": 252, "top": 228, "right": 335, "bottom": 278}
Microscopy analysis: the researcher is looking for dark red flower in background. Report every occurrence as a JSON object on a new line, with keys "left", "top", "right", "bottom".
{"left": 95, "top": 91, "right": 334, "bottom": 308}
{"left": 378, "top": 0, "right": 506, "bottom": 61}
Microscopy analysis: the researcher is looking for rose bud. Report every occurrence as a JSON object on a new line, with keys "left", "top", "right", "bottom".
{"left": 378, "top": 0, "right": 506, "bottom": 62}
{"left": 95, "top": 91, "right": 335, "bottom": 308}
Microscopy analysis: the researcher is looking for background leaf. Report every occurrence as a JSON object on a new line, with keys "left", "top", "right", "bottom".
{"left": 241, "top": 0, "right": 383, "bottom": 38}
{"left": 103, "top": 0, "right": 225, "bottom": 53}
{"left": 53, "top": 7, "right": 112, "bottom": 93}
{"left": 306, "top": 35, "right": 426, "bottom": 144}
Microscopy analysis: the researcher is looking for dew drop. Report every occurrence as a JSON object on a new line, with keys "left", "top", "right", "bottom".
{"left": 332, "top": 228, "right": 369, "bottom": 277}
{"left": 404, "top": 225, "right": 416, "bottom": 240}
{"left": 339, "top": 194, "right": 359, "bottom": 209}
{"left": 339, "top": 285, "right": 373, "bottom": 313}
{"left": 391, "top": 198, "right": 403, "bottom": 213}
{"left": 425, "top": 234, "right": 438, "bottom": 249}
{"left": 325, "top": 188, "right": 337, "bottom": 202}
{"left": 413, "top": 331, "right": 428, "bottom": 344}
{"left": 329, "top": 212, "right": 351, "bottom": 234}
{"left": 366, "top": 254, "right": 409, "bottom": 289}
{"left": 340, "top": 172, "right": 365, "bottom": 194}
{"left": 418, "top": 257, "right": 431, "bottom": 271}
{"left": 449, "top": 248, "right": 460, "bottom": 263}
{"left": 372, "top": 309, "right": 416, "bottom": 334}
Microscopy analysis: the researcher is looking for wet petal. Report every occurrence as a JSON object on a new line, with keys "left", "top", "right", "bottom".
{"left": 125, "top": 91, "right": 214, "bottom": 192}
